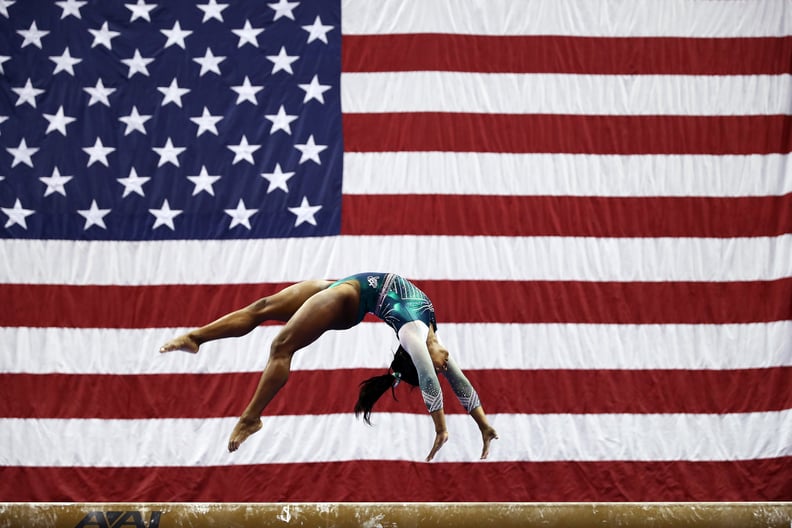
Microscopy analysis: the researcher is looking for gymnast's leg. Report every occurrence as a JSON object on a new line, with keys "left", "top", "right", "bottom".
{"left": 159, "top": 279, "right": 333, "bottom": 353}
{"left": 227, "top": 285, "right": 360, "bottom": 452}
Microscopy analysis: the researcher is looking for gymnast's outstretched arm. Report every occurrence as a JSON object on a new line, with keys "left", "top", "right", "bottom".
{"left": 427, "top": 327, "right": 499, "bottom": 459}
{"left": 397, "top": 321, "right": 449, "bottom": 461}
{"left": 441, "top": 357, "right": 498, "bottom": 459}
{"left": 399, "top": 321, "right": 498, "bottom": 460}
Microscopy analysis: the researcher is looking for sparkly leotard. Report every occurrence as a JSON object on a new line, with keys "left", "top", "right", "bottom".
{"left": 330, "top": 272, "right": 480, "bottom": 414}
{"left": 329, "top": 272, "right": 436, "bottom": 332}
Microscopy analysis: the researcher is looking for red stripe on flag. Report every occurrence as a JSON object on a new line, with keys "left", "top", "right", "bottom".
{"left": 2, "top": 459, "right": 790, "bottom": 502}
{"left": 342, "top": 194, "right": 792, "bottom": 237}
{"left": 415, "top": 279, "right": 792, "bottom": 325}
{"left": 3, "top": 368, "right": 791, "bottom": 419}
{"left": 2, "top": 283, "right": 292, "bottom": 328}
{"left": 343, "top": 34, "right": 792, "bottom": 75}
{"left": 4, "top": 279, "right": 792, "bottom": 327}
{"left": 343, "top": 113, "right": 792, "bottom": 155}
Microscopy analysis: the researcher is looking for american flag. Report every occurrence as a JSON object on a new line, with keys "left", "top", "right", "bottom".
{"left": 2, "top": 0, "right": 791, "bottom": 502}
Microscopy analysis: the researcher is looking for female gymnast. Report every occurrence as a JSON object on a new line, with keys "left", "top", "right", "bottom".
{"left": 159, "top": 272, "right": 498, "bottom": 461}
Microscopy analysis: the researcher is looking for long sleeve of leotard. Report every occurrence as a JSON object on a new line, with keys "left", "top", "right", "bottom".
{"left": 397, "top": 326, "right": 482, "bottom": 413}
{"left": 397, "top": 322, "right": 445, "bottom": 413}
{"left": 440, "top": 356, "right": 481, "bottom": 412}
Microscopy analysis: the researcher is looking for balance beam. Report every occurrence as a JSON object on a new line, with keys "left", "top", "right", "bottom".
{"left": 1, "top": 502, "right": 791, "bottom": 527}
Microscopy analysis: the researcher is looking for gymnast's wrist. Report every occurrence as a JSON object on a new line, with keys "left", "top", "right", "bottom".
{"left": 430, "top": 409, "right": 447, "bottom": 433}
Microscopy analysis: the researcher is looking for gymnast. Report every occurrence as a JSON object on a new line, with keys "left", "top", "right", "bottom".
{"left": 159, "top": 272, "right": 498, "bottom": 461}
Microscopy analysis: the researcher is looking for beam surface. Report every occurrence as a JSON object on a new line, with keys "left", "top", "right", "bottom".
{"left": 1, "top": 502, "right": 792, "bottom": 528}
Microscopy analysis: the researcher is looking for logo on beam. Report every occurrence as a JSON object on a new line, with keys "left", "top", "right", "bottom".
{"left": 74, "top": 511, "right": 163, "bottom": 528}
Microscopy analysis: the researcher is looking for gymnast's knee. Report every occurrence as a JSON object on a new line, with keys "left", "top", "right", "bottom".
{"left": 268, "top": 332, "right": 298, "bottom": 363}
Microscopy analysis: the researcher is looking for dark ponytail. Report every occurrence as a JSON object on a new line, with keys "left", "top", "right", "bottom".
{"left": 354, "top": 346, "right": 419, "bottom": 424}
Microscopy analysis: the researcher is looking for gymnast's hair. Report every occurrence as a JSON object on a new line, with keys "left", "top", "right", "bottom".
{"left": 354, "top": 345, "right": 419, "bottom": 425}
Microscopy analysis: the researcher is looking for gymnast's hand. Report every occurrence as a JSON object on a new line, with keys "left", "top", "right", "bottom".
{"left": 426, "top": 409, "right": 449, "bottom": 461}
{"left": 429, "top": 345, "right": 449, "bottom": 372}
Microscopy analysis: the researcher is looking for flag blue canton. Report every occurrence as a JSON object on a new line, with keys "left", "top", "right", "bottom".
{"left": 0, "top": 0, "right": 342, "bottom": 240}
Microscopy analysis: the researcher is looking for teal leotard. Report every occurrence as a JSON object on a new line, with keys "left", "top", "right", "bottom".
{"left": 329, "top": 272, "right": 480, "bottom": 415}
{"left": 329, "top": 272, "right": 435, "bottom": 333}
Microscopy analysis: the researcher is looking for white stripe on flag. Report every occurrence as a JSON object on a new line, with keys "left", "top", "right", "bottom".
{"left": 343, "top": 153, "right": 792, "bottom": 197}
{"left": 3, "top": 322, "right": 791, "bottom": 374}
{"left": 4, "top": 411, "right": 792, "bottom": 466}
{"left": 5, "top": 235, "right": 792, "bottom": 284}
{"left": 341, "top": 0, "right": 792, "bottom": 37}
{"left": 342, "top": 73, "right": 792, "bottom": 116}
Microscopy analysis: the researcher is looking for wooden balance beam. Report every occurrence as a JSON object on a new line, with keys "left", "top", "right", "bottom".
{"left": 1, "top": 502, "right": 791, "bottom": 527}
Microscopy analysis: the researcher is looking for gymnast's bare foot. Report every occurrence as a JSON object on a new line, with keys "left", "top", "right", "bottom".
{"left": 159, "top": 334, "right": 199, "bottom": 354}
{"left": 228, "top": 416, "right": 263, "bottom": 452}
{"left": 480, "top": 426, "right": 499, "bottom": 460}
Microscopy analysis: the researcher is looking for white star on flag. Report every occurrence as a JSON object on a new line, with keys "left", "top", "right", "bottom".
{"left": 298, "top": 75, "right": 331, "bottom": 103}
{"left": 265, "top": 105, "right": 298, "bottom": 135}
{"left": 266, "top": 46, "right": 299, "bottom": 74}
{"left": 187, "top": 166, "right": 221, "bottom": 196}
{"left": 49, "top": 47, "right": 82, "bottom": 76}
{"left": 149, "top": 199, "right": 183, "bottom": 230}
{"left": 7, "top": 138, "right": 39, "bottom": 168}
{"left": 197, "top": 0, "right": 228, "bottom": 22}
{"left": 0, "top": 0, "right": 342, "bottom": 242}
{"left": 153, "top": 138, "right": 185, "bottom": 167}
{"left": 39, "top": 167, "right": 72, "bottom": 196}
{"left": 288, "top": 196, "right": 321, "bottom": 227}
{"left": 190, "top": 107, "right": 223, "bottom": 136}
{"left": 83, "top": 137, "right": 115, "bottom": 167}
{"left": 119, "top": 106, "right": 151, "bottom": 135}
{"left": 55, "top": 0, "right": 86, "bottom": 19}
{"left": 40, "top": 167, "right": 73, "bottom": 197}
{"left": 161, "top": 21, "right": 192, "bottom": 49}
{"left": 43, "top": 106, "right": 76, "bottom": 136}
{"left": 224, "top": 198, "right": 258, "bottom": 229}
{"left": 125, "top": 0, "right": 157, "bottom": 22}
{"left": 2, "top": 199, "right": 34, "bottom": 229}
{"left": 227, "top": 135, "right": 261, "bottom": 165}
{"left": 301, "top": 16, "right": 333, "bottom": 44}
{"left": 231, "top": 76, "right": 263, "bottom": 105}
{"left": 13, "top": 78, "right": 44, "bottom": 108}
{"left": 77, "top": 200, "right": 111, "bottom": 230}
{"left": 261, "top": 163, "right": 294, "bottom": 193}
{"left": 84, "top": 79, "right": 116, "bottom": 107}
{"left": 122, "top": 49, "right": 154, "bottom": 78}
{"left": 193, "top": 48, "right": 225, "bottom": 76}
{"left": 0, "top": 0, "right": 15, "bottom": 18}
{"left": 117, "top": 167, "right": 150, "bottom": 197}
{"left": 269, "top": 0, "right": 299, "bottom": 21}
{"left": 89, "top": 22, "right": 120, "bottom": 49}
{"left": 158, "top": 78, "right": 190, "bottom": 107}
{"left": 18, "top": 21, "right": 49, "bottom": 49}
{"left": 233, "top": 20, "right": 264, "bottom": 47}
{"left": 294, "top": 134, "right": 326, "bottom": 165}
